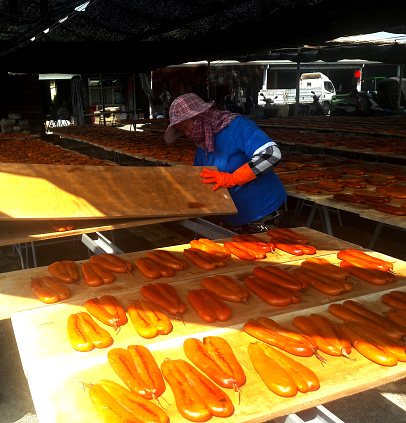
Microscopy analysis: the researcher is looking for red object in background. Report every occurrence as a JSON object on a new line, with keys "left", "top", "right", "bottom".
{"left": 89, "top": 105, "right": 97, "bottom": 123}
{"left": 354, "top": 70, "right": 361, "bottom": 80}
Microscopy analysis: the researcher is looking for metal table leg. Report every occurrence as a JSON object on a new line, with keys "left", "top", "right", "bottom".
{"left": 368, "top": 222, "right": 384, "bottom": 250}
{"left": 24, "top": 242, "right": 31, "bottom": 268}
{"left": 369, "top": 222, "right": 406, "bottom": 250}
{"left": 289, "top": 198, "right": 304, "bottom": 228}
{"left": 114, "top": 151, "right": 121, "bottom": 165}
{"left": 274, "top": 405, "right": 346, "bottom": 423}
{"left": 306, "top": 203, "right": 318, "bottom": 228}
{"left": 81, "top": 232, "right": 125, "bottom": 256}
{"left": 176, "top": 218, "right": 237, "bottom": 239}
{"left": 30, "top": 241, "right": 38, "bottom": 268}
{"left": 13, "top": 244, "right": 26, "bottom": 270}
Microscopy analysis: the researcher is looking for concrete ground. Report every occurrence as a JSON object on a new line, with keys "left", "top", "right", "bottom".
{"left": 1, "top": 194, "right": 406, "bottom": 423}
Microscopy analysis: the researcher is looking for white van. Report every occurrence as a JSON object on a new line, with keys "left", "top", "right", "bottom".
{"left": 258, "top": 72, "right": 336, "bottom": 114}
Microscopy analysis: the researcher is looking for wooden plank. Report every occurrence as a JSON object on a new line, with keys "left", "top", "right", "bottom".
{"left": 11, "top": 253, "right": 406, "bottom": 372}
{"left": 0, "top": 215, "right": 197, "bottom": 246}
{"left": 10, "top": 245, "right": 406, "bottom": 423}
{"left": 0, "top": 163, "right": 237, "bottom": 220}
{"left": 0, "top": 228, "right": 366, "bottom": 319}
{"left": 314, "top": 195, "right": 406, "bottom": 230}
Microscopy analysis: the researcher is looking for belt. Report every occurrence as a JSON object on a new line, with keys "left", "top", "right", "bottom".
{"left": 252, "top": 207, "right": 284, "bottom": 225}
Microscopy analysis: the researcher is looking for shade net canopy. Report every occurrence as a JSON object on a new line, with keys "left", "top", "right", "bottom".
{"left": 1, "top": 0, "right": 406, "bottom": 74}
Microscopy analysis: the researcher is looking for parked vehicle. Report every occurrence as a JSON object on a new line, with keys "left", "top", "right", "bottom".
{"left": 224, "top": 94, "right": 244, "bottom": 114}
{"left": 259, "top": 92, "right": 277, "bottom": 104}
{"left": 225, "top": 93, "right": 256, "bottom": 115}
{"left": 239, "top": 94, "right": 256, "bottom": 115}
{"left": 331, "top": 89, "right": 383, "bottom": 117}
{"left": 258, "top": 72, "right": 336, "bottom": 115}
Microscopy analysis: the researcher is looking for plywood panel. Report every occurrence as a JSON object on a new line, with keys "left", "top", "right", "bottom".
{"left": 11, "top": 247, "right": 406, "bottom": 423}
{"left": 0, "top": 216, "right": 197, "bottom": 246}
{"left": 0, "top": 228, "right": 369, "bottom": 319}
{"left": 0, "top": 163, "right": 237, "bottom": 220}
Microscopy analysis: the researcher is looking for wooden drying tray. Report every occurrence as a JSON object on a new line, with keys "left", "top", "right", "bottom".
{"left": 0, "top": 227, "right": 368, "bottom": 320}
{"left": 0, "top": 163, "right": 237, "bottom": 220}
{"left": 0, "top": 216, "right": 199, "bottom": 247}
{"left": 9, "top": 228, "right": 406, "bottom": 423}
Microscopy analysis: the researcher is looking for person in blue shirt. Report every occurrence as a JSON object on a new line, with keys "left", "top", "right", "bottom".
{"left": 165, "top": 93, "right": 287, "bottom": 234}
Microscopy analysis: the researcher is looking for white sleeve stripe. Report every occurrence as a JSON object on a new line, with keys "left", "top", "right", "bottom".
{"left": 252, "top": 141, "right": 277, "bottom": 156}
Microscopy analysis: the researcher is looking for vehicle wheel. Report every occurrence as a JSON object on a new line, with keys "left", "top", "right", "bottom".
{"left": 323, "top": 102, "right": 330, "bottom": 115}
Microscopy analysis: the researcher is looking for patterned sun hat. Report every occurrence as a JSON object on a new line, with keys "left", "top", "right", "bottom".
{"left": 164, "top": 93, "right": 214, "bottom": 143}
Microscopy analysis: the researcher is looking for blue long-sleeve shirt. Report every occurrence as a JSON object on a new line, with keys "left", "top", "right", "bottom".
{"left": 194, "top": 116, "right": 287, "bottom": 226}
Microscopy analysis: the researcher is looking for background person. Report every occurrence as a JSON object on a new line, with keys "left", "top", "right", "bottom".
{"left": 164, "top": 93, "right": 287, "bottom": 234}
{"left": 159, "top": 86, "right": 172, "bottom": 119}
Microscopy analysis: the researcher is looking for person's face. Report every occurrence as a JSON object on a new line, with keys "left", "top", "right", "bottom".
{"left": 174, "top": 118, "right": 195, "bottom": 137}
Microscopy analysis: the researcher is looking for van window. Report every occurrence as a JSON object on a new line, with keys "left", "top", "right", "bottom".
{"left": 324, "top": 81, "right": 335, "bottom": 93}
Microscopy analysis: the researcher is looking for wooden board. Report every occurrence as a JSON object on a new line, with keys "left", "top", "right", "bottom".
{"left": 12, "top": 251, "right": 406, "bottom": 372}
{"left": 284, "top": 186, "right": 406, "bottom": 234}
{"left": 0, "top": 228, "right": 365, "bottom": 319}
{"left": 313, "top": 195, "right": 406, "bottom": 230}
{"left": 0, "top": 163, "right": 237, "bottom": 220}
{"left": 11, "top": 247, "right": 406, "bottom": 423}
{"left": 0, "top": 215, "right": 199, "bottom": 246}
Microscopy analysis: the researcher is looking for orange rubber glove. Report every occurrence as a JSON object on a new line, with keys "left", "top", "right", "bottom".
{"left": 200, "top": 163, "right": 256, "bottom": 191}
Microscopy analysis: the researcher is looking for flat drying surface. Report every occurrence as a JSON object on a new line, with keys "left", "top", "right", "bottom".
{"left": 7, "top": 228, "right": 406, "bottom": 423}
{"left": 0, "top": 163, "right": 237, "bottom": 220}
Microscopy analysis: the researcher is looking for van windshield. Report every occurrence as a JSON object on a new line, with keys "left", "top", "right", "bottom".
{"left": 324, "top": 81, "right": 335, "bottom": 93}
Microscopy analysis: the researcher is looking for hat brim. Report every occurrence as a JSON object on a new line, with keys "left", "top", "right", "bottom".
{"left": 164, "top": 127, "right": 186, "bottom": 144}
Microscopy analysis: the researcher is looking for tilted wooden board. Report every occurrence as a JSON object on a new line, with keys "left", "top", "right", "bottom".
{"left": 0, "top": 163, "right": 237, "bottom": 220}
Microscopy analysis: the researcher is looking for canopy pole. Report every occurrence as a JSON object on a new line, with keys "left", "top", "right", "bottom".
{"left": 262, "top": 65, "right": 269, "bottom": 90}
{"left": 150, "top": 71, "right": 154, "bottom": 118}
{"left": 132, "top": 73, "right": 137, "bottom": 119}
{"left": 397, "top": 64, "right": 404, "bottom": 113}
{"left": 100, "top": 73, "right": 105, "bottom": 125}
{"left": 207, "top": 60, "right": 210, "bottom": 101}
{"left": 294, "top": 48, "right": 301, "bottom": 117}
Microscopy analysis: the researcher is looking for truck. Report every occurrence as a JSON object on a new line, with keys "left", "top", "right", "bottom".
{"left": 258, "top": 72, "right": 336, "bottom": 115}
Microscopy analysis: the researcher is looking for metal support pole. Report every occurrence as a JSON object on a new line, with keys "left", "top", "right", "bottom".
{"left": 100, "top": 73, "right": 105, "bottom": 125}
{"left": 397, "top": 64, "right": 404, "bottom": 113}
{"left": 294, "top": 50, "right": 301, "bottom": 117}
{"left": 262, "top": 64, "right": 269, "bottom": 90}
{"left": 132, "top": 73, "right": 137, "bottom": 119}
{"left": 150, "top": 71, "right": 154, "bottom": 118}
{"left": 207, "top": 60, "right": 211, "bottom": 100}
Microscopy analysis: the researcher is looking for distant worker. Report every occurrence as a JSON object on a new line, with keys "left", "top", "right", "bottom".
{"left": 56, "top": 101, "right": 70, "bottom": 120}
{"left": 56, "top": 101, "right": 71, "bottom": 126}
{"left": 164, "top": 93, "right": 287, "bottom": 234}
{"left": 159, "top": 86, "right": 172, "bottom": 119}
